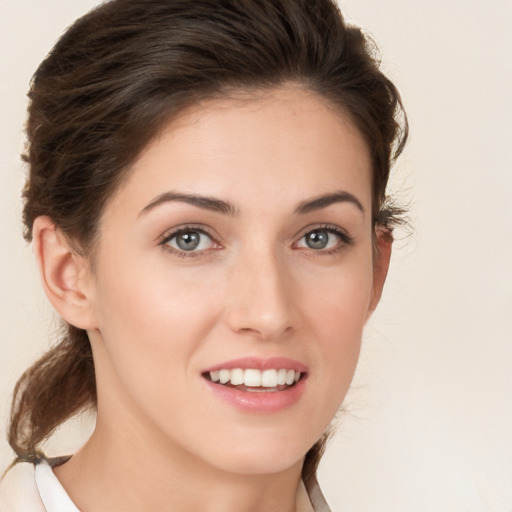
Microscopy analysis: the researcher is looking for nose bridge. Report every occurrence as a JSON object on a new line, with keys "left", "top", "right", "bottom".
{"left": 226, "top": 239, "right": 293, "bottom": 339}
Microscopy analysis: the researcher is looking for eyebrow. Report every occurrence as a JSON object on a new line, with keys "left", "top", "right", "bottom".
{"left": 294, "top": 190, "right": 365, "bottom": 215}
{"left": 139, "top": 189, "right": 364, "bottom": 218}
{"left": 139, "top": 192, "right": 238, "bottom": 217}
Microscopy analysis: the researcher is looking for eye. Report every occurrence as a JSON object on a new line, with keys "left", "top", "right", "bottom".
{"left": 163, "top": 228, "right": 217, "bottom": 253}
{"left": 295, "top": 226, "right": 352, "bottom": 252}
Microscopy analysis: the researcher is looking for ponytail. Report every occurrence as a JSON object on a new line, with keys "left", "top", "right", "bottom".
{"left": 8, "top": 325, "right": 95, "bottom": 460}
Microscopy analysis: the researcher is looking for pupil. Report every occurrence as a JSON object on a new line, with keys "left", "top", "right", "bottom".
{"left": 306, "top": 230, "right": 328, "bottom": 249}
{"left": 177, "top": 231, "right": 200, "bottom": 250}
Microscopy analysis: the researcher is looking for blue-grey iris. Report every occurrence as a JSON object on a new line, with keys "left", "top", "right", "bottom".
{"left": 306, "top": 230, "right": 329, "bottom": 249}
{"left": 176, "top": 231, "right": 200, "bottom": 250}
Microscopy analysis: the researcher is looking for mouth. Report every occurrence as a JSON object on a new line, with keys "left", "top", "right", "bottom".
{"left": 203, "top": 368, "right": 304, "bottom": 393}
{"left": 201, "top": 357, "right": 308, "bottom": 412}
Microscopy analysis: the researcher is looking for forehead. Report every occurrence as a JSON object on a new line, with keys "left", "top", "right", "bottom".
{"left": 108, "top": 86, "right": 372, "bottom": 218}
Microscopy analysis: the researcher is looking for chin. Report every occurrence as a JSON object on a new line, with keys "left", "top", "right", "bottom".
{"left": 195, "top": 430, "right": 316, "bottom": 477}
{"left": 214, "top": 450, "right": 305, "bottom": 477}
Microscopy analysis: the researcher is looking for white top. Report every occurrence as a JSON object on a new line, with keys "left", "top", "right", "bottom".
{"left": 0, "top": 458, "right": 331, "bottom": 512}
{"left": 35, "top": 460, "right": 80, "bottom": 512}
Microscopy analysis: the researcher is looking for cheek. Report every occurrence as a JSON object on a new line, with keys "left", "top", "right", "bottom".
{"left": 298, "top": 254, "right": 374, "bottom": 417}
{"left": 303, "top": 251, "right": 374, "bottom": 345}
{"left": 91, "top": 250, "right": 223, "bottom": 401}
{"left": 95, "top": 245, "right": 221, "bottom": 337}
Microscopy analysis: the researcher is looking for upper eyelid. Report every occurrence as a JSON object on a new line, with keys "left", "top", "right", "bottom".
{"left": 293, "top": 223, "right": 353, "bottom": 242}
{"left": 159, "top": 226, "right": 222, "bottom": 258}
{"left": 158, "top": 224, "right": 220, "bottom": 245}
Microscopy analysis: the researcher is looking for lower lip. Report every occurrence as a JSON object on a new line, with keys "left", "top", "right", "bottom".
{"left": 203, "top": 376, "right": 307, "bottom": 413}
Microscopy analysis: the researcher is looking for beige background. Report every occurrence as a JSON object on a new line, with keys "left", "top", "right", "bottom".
{"left": 1, "top": 0, "right": 511, "bottom": 510}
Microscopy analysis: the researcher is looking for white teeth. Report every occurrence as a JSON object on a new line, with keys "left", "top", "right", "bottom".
{"left": 277, "top": 369, "right": 287, "bottom": 385}
{"left": 231, "top": 368, "right": 244, "bottom": 386}
{"left": 244, "top": 369, "right": 261, "bottom": 387}
{"left": 219, "top": 369, "right": 230, "bottom": 384}
{"left": 208, "top": 368, "right": 303, "bottom": 388}
{"left": 261, "top": 369, "right": 278, "bottom": 387}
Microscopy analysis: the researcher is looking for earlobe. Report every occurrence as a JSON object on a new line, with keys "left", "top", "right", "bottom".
{"left": 32, "top": 216, "right": 96, "bottom": 330}
{"left": 367, "top": 227, "right": 393, "bottom": 317}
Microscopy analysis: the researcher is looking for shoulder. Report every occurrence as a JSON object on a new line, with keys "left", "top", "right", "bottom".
{"left": 0, "top": 461, "right": 46, "bottom": 512}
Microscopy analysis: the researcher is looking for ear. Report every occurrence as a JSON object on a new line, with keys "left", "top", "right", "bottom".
{"left": 32, "top": 216, "right": 97, "bottom": 330}
{"left": 367, "top": 226, "right": 393, "bottom": 317}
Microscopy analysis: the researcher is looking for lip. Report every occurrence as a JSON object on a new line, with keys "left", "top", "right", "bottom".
{"left": 202, "top": 357, "right": 308, "bottom": 413}
{"left": 202, "top": 356, "right": 308, "bottom": 373}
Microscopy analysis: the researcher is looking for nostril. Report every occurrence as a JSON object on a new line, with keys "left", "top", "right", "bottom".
{"left": 236, "top": 326, "right": 292, "bottom": 341}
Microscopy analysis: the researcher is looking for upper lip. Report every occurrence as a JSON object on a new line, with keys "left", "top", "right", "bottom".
{"left": 202, "top": 356, "right": 308, "bottom": 374}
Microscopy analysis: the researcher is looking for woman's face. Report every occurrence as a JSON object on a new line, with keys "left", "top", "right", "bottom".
{"left": 85, "top": 86, "right": 389, "bottom": 475}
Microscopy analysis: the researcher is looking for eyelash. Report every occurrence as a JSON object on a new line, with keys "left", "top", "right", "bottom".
{"left": 159, "top": 225, "right": 219, "bottom": 258}
{"left": 295, "top": 224, "right": 354, "bottom": 256}
{"left": 158, "top": 224, "right": 354, "bottom": 258}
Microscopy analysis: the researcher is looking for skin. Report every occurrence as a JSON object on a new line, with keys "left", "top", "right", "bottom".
{"left": 34, "top": 86, "right": 391, "bottom": 512}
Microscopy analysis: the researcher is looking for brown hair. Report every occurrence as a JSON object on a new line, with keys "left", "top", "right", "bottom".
{"left": 9, "top": 0, "right": 408, "bottom": 480}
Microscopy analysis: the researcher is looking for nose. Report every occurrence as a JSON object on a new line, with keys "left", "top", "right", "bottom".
{"left": 224, "top": 246, "right": 295, "bottom": 341}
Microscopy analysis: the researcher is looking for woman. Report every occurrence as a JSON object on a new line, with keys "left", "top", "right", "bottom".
{"left": 0, "top": 0, "right": 407, "bottom": 510}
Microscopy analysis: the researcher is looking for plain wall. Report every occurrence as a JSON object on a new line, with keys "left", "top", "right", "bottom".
{"left": 1, "top": 1, "right": 511, "bottom": 510}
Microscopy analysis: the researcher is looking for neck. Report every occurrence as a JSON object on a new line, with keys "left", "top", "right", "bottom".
{"left": 54, "top": 411, "right": 306, "bottom": 512}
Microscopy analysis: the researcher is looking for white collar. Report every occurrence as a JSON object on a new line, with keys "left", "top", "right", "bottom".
{"left": 1, "top": 458, "right": 330, "bottom": 512}
{"left": 35, "top": 459, "right": 80, "bottom": 512}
